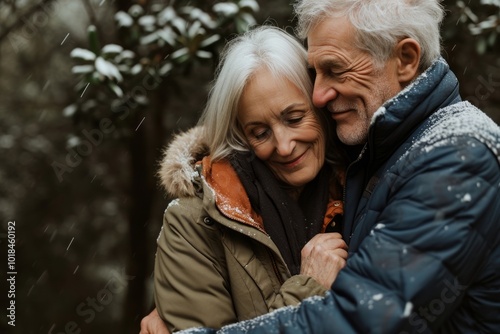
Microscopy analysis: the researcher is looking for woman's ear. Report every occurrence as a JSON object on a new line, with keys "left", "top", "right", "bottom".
{"left": 395, "top": 38, "right": 421, "bottom": 85}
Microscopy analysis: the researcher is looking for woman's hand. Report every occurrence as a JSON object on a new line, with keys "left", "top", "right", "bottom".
{"left": 139, "top": 308, "right": 169, "bottom": 334}
{"left": 300, "top": 232, "right": 348, "bottom": 289}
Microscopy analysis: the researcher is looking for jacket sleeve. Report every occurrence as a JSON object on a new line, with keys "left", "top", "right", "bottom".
{"left": 268, "top": 275, "right": 327, "bottom": 311}
{"left": 154, "top": 196, "right": 237, "bottom": 332}
{"left": 178, "top": 138, "right": 500, "bottom": 334}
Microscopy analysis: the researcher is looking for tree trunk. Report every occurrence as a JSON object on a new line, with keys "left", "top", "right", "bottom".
{"left": 123, "top": 111, "right": 155, "bottom": 332}
{"left": 123, "top": 81, "right": 167, "bottom": 330}
{"left": 112, "top": 0, "right": 156, "bottom": 331}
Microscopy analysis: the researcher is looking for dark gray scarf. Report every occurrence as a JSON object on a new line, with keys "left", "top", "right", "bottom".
{"left": 230, "top": 152, "right": 331, "bottom": 275}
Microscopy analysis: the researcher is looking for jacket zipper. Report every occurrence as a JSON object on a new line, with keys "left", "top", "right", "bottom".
{"left": 343, "top": 143, "right": 368, "bottom": 205}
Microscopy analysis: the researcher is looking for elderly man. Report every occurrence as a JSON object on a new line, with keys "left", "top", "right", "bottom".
{"left": 141, "top": 0, "right": 500, "bottom": 333}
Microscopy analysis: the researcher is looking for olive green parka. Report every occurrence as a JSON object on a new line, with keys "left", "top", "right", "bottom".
{"left": 154, "top": 127, "right": 342, "bottom": 332}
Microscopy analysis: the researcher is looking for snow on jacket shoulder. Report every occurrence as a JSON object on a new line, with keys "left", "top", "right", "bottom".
{"left": 179, "top": 59, "right": 500, "bottom": 334}
{"left": 154, "top": 127, "right": 330, "bottom": 332}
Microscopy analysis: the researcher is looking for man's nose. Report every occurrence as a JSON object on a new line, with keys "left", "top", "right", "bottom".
{"left": 312, "top": 78, "right": 338, "bottom": 108}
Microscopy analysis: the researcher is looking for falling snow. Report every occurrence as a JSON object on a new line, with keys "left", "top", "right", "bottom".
{"left": 61, "top": 33, "right": 70, "bottom": 45}
{"left": 403, "top": 302, "right": 413, "bottom": 317}
{"left": 461, "top": 193, "right": 472, "bottom": 203}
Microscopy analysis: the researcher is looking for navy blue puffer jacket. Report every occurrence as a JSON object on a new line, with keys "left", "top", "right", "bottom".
{"left": 184, "top": 59, "right": 500, "bottom": 334}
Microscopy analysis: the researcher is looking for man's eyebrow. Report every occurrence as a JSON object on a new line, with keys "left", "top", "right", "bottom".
{"left": 317, "top": 58, "right": 345, "bottom": 71}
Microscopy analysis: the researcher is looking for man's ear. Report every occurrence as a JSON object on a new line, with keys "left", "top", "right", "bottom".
{"left": 395, "top": 38, "right": 421, "bottom": 85}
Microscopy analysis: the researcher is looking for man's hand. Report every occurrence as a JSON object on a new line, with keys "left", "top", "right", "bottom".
{"left": 139, "top": 308, "right": 169, "bottom": 334}
{"left": 300, "top": 232, "right": 348, "bottom": 289}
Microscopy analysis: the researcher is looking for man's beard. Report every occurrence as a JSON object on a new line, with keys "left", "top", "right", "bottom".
{"left": 334, "top": 81, "right": 394, "bottom": 146}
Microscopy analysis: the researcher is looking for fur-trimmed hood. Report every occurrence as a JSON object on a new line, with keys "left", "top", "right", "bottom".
{"left": 157, "top": 126, "right": 209, "bottom": 198}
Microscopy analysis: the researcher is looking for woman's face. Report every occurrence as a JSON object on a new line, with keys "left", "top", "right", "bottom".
{"left": 238, "top": 68, "right": 326, "bottom": 188}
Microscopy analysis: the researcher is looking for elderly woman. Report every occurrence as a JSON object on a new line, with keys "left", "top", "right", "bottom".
{"left": 153, "top": 26, "right": 347, "bottom": 332}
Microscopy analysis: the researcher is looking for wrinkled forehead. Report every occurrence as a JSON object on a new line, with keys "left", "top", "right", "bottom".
{"left": 306, "top": 17, "right": 359, "bottom": 63}
{"left": 306, "top": 16, "right": 355, "bottom": 46}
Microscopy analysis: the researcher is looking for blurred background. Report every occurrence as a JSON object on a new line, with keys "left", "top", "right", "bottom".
{"left": 0, "top": 0, "right": 498, "bottom": 333}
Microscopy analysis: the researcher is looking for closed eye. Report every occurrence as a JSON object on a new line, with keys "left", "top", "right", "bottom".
{"left": 285, "top": 116, "right": 304, "bottom": 125}
{"left": 252, "top": 128, "right": 271, "bottom": 140}
{"left": 316, "top": 59, "right": 349, "bottom": 79}
{"left": 283, "top": 110, "right": 306, "bottom": 125}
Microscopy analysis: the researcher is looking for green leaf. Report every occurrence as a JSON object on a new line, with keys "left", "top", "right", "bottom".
{"left": 72, "top": 65, "right": 95, "bottom": 74}
{"left": 159, "top": 62, "right": 173, "bottom": 76}
{"left": 108, "top": 82, "right": 124, "bottom": 97}
{"left": 70, "top": 48, "right": 96, "bottom": 61}
{"left": 488, "top": 31, "right": 497, "bottom": 46}
{"left": 129, "top": 4, "right": 144, "bottom": 17}
{"left": 101, "top": 44, "right": 124, "bottom": 55}
{"left": 171, "top": 47, "right": 189, "bottom": 60}
{"left": 157, "top": 27, "right": 177, "bottom": 46}
{"left": 130, "top": 64, "right": 143, "bottom": 75}
{"left": 63, "top": 104, "right": 78, "bottom": 117}
{"left": 196, "top": 50, "right": 212, "bottom": 59}
{"left": 476, "top": 37, "right": 487, "bottom": 54}
{"left": 95, "top": 57, "right": 124, "bottom": 82}
{"left": 200, "top": 34, "right": 220, "bottom": 48}
{"left": 88, "top": 25, "right": 100, "bottom": 54}
{"left": 213, "top": 3, "right": 239, "bottom": 17}
{"left": 239, "top": 0, "right": 260, "bottom": 13}
{"left": 115, "top": 11, "right": 133, "bottom": 27}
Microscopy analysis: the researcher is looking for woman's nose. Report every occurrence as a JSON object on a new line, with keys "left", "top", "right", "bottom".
{"left": 274, "top": 129, "right": 296, "bottom": 157}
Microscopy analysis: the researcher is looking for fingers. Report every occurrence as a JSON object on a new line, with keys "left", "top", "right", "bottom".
{"left": 139, "top": 309, "right": 170, "bottom": 334}
{"left": 300, "top": 249, "right": 346, "bottom": 289}
{"left": 332, "top": 248, "right": 348, "bottom": 260}
{"left": 308, "top": 232, "right": 343, "bottom": 242}
{"left": 299, "top": 233, "right": 349, "bottom": 289}
{"left": 301, "top": 233, "right": 348, "bottom": 259}
{"left": 139, "top": 313, "right": 152, "bottom": 334}
{"left": 305, "top": 233, "right": 346, "bottom": 249}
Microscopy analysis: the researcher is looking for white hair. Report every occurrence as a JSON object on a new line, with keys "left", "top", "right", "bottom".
{"left": 199, "top": 26, "right": 315, "bottom": 162}
{"left": 294, "top": 0, "right": 444, "bottom": 70}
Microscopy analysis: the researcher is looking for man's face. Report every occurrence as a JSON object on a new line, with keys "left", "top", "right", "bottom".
{"left": 307, "top": 17, "right": 402, "bottom": 145}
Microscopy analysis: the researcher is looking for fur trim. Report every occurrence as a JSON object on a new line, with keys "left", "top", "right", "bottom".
{"left": 157, "top": 126, "right": 209, "bottom": 197}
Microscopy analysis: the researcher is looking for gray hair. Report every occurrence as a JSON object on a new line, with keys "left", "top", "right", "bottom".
{"left": 199, "top": 26, "right": 315, "bottom": 162}
{"left": 294, "top": 0, "right": 444, "bottom": 70}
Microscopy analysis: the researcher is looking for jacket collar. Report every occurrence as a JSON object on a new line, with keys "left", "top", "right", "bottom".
{"left": 365, "top": 58, "right": 461, "bottom": 169}
{"left": 201, "top": 156, "right": 266, "bottom": 232}
{"left": 201, "top": 156, "right": 342, "bottom": 234}
{"left": 341, "top": 58, "right": 462, "bottom": 242}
